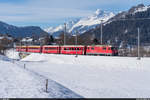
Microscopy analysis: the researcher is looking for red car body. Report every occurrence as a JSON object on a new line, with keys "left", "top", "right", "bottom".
{"left": 16, "top": 46, "right": 27, "bottom": 52}
{"left": 27, "top": 46, "right": 41, "bottom": 53}
{"left": 42, "top": 45, "right": 60, "bottom": 54}
{"left": 60, "top": 45, "right": 85, "bottom": 55}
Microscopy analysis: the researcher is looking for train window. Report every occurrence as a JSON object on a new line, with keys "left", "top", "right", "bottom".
{"left": 52, "top": 48, "right": 56, "bottom": 50}
{"left": 108, "top": 48, "right": 110, "bottom": 50}
{"left": 29, "top": 47, "right": 39, "bottom": 50}
{"left": 64, "top": 48, "right": 66, "bottom": 50}
{"left": 45, "top": 47, "right": 50, "bottom": 50}
{"left": 75, "top": 48, "right": 76, "bottom": 50}
{"left": 45, "top": 47, "right": 48, "bottom": 50}
{"left": 45, "top": 47, "right": 56, "bottom": 50}
{"left": 77, "top": 48, "right": 79, "bottom": 50}
{"left": 72, "top": 48, "right": 74, "bottom": 50}
{"left": 91, "top": 47, "right": 94, "bottom": 50}
{"left": 67, "top": 48, "right": 69, "bottom": 50}
{"left": 103, "top": 47, "right": 106, "bottom": 50}
{"left": 111, "top": 47, "right": 117, "bottom": 50}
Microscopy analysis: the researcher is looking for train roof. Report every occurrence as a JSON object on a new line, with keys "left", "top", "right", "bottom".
{"left": 86, "top": 45, "right": 116, "bottom": 47}
{"left": 60, "top": 45, "right": 85, "bottom": 47}
{"left": 15, "top": 45, "right": 41, "bottom": 47}
{"left": 43, "top": 45, "right": 60, "bottom": 47}
{"left": 15, "top": 45, "right": 27, "bottom": 47}
{"left": 15, "top": 45, "right": 117, "bottom": 47}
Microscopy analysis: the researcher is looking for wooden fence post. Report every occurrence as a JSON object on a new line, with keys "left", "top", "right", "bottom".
{"left": 24, "top": 64, "right": 26, "bottom": 69}
{"left": 46, "top": 79, "right": 48, "bottom": 92}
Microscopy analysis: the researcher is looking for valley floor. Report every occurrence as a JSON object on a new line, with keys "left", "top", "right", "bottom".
{"left": 0, "top": 55, "right": 82, "bottom": 98}
{"left": 1, "top": 49, "right": 150, "bottom": 98}
{"left": 20, "top": 54, "right": 150, "bottom": 98}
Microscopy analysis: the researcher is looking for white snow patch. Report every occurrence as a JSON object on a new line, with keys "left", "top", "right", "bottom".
{"left": 5, "top": 49, "right": 20, "bottom": 59}
{"left": 134, "top": 6, "right": 150, "bottom": 14}
{"left": 45, "top": 9, "right": 115, "bottom": 35}
{"left": 0, "top": 54, "right": 82, "bottom": 98}
{"left": 21, "top": 53, "right": 150, "bottom": 98}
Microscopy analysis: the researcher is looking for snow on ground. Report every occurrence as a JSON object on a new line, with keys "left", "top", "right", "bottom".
{"left": 5, "top": 49, "right": 20, "bottom": 60}
{"left": 0, "top": 54, "right": 82, "bottom": 98}
{"left": 0, "top": 55, "right": 49, "bottom": 98}
{"left": 19, "top": 53, "right": 150, "bottom": 98}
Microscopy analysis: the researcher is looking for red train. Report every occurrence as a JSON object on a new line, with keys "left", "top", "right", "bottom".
{"left": 16, "top": 45, "right": 118, "bottom": 56}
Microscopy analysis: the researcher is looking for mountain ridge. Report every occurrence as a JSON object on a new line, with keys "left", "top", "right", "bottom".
{"left": 44, "top": 9, "right": 115, "bottom": 37}
{"left": 80, "top": 4, "right": 150, "bottom": 46}
{"left": 0, "top": 21, "right": 48, "bottom": 38}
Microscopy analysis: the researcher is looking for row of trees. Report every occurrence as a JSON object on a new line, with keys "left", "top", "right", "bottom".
{"left": 55, "top": 32, "right": 101, "bottom": 45}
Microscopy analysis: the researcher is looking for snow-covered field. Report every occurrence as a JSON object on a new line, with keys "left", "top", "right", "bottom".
{"left": 20, "top": 54, "right": 150, "bottom": 98}
{"left": 5, "top": 49, "right": 20, "bottom": 60}
{"left": 1, "top": 49, "right": 150, "bottom": 98}
{"left": 0, "top": 51, "right": 82, "bottom": 98}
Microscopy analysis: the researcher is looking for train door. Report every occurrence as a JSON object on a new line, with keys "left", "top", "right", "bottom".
{"left": 40, "top": 46, "right": 43, "bottom": 53}
{"left": 58, "top": 46, "right": 61, "bottom": 54}
{"left": 84, "top": 46, "right": 87, "bottom": 55}
{"left": 26, "top": 46, "right": 28, "bottom": 52}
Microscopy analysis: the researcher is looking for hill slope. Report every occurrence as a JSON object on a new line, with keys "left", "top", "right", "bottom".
{"left": 0, "top": 21, "right": 48, "bottom": 38}
{"left": 81, "top": 4, "right": 150, "bottom": 46}
{"left": 45, "top": 9, "right": 115, "bottom": 37}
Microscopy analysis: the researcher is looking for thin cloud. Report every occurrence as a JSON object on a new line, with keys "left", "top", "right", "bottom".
{"left": 0, "top": 0, "right": 149, "bottom": 27}
{"left": 0, "top": 0, "right": 93, "bottom": 23}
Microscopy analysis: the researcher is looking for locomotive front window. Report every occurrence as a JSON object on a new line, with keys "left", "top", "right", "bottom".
{"left": 111, "top": 47, "right": 117, "bottom": 50}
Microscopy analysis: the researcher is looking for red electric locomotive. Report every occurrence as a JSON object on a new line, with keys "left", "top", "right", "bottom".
{"left": 86, "top": 45, "right": 118, "bottom": 56}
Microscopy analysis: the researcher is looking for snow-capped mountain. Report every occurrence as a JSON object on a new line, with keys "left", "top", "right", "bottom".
{"left": 69, "top": 9, "right": 114, "bottom": 34}
{"left": 107, "top": 4, "right": 150, "bottom": 24}
{"left": 82, "top": 4, "right": 150, "bottom": 47}
{"left": 44, "top": 19, "right": 80, "bottom": 37}
{"left": 129, "top": 4, "right": 150, "bottom": 14}
{"left": 45, "top": 9, "right": 115, "bottom": 37}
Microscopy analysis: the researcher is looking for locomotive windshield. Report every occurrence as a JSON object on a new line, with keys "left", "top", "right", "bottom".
{"left": 111, "top": 47, "right": 117, "bottom": 50}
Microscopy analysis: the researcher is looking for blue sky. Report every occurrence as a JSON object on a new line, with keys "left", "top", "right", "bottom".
{"left": 0, "top": 0, "right": 150, "bottom": 29}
